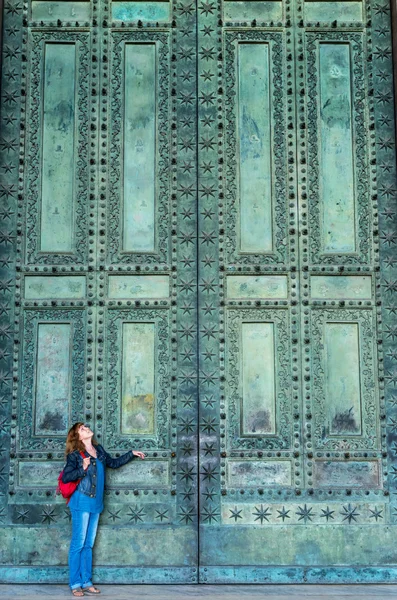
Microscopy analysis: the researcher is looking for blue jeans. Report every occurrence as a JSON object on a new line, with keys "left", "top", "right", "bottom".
{"left": 68, "top": 509, "right": 100, "bottom": 590}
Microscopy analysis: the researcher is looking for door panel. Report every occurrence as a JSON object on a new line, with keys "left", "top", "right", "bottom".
{"left": 0, "top": 0, "right": 199, "bottom": 582}
{"left": 198, "top": 0, "right": 397, "bottom": 584}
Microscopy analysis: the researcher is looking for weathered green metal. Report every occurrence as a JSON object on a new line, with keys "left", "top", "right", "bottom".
{"left": 0, "top": 0, "right": 397, "bottom": 585}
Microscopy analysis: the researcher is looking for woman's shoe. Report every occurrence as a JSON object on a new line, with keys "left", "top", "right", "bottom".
{"left": 82, "top": 586, "right": 101, "bottom": 595}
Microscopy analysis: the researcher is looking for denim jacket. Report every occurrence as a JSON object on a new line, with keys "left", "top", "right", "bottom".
{"left": 61, "top": 444, "right": 135, "bottom": 498}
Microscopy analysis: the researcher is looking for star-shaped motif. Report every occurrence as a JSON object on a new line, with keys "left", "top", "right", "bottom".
{"left": 201, "top": 70, "right": 215, "bottom": 82}
{"left": 181, "top": 394, "right": 195, "bottom": 408}
{"left": 200, "top": 464, "right": 219, "bottom": 481}
{"left": 179, "top": 466, "right": 196, "bottom": 482}
{"left": 201, "top": 25, "right": 214, "bottom": 36}
{"left": 179, "top": 369, "right": 196, "bottom": 386}
{"left": 182, "top": 487, "right": 194, "bottom": 501}
{"left": 202, "top": 395, "right": 216, "bottom": 408}
{"left": 179, "top": 417, "right": 195, "bottom": 434}
{"left": 179, "top": 506, "right": 196, "bottom": 524}
{"left": 202, "top": 302, "right": 216, "bottom": 315}
{"left": 16, "top": 508, "right": 29, "bottom": 523}
{"left": 200, "top": 136, "right": 216, "bottom": 151}
{"left": 201, "top": 506, "right": 220, "bottom": 523}
{"left": 199, "top": 1, "right": 215, "bottom": 14}
{"left": 229, "top": 506, "right": 243, "bottom": 521}
{"left": 320, "top": 506, "right": 335, "bottom": 521}
{"left": 369, "top": 507, "right": 383, "bottom": 522}
{"left": 200, "top": 370, "right": 218, "bottom": 387}
{"left": 201, "top": 417, "right": 217, "bottom": 434}
{"left": 155, "top": 509, "right": 169, "bottom": 522}
{"left": 41, "top": 506, "right": 56, "bottom": 524}
{"left": 107, "top": 509, "right": 121, "bottom": 522}
{"left": 200, "top": 184, "right": 216, "bottom": 198}
{"left": 252, "top": 504, "right": 271, "bottom": 524}
{"left": 340, "top": 504, "right": 360, "bottom": 524}
{"left": 296, "top": 504, "right": 315, "bottom": 523}
{"left": 202, "top": 348, "right": 215, "bottom": 361}
{"left": 182, "top": 442, "right": 193, "bottom": 456}
{"left": 277, "top": 506, "right": 290, "bottom": 522}
{"left": 181, "top": 302, "right": 194, "bottom": 315}
{"left": 178, "top": 323, "right": 196, "bottom": 340}
{"left": 203, "top": 442, "right": 216, "bottom": 456}
{"left": 202, "top": 487, "right": 216, "bottom": 501}
{"left": 127, "top": 504, "right": 146, "bottom": 523}
{"left": 177, "top": 2, "right": 194, "bottom": 16}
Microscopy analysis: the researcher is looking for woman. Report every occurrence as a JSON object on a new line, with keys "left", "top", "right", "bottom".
{"left": 62, "top": 422, "right": 145, "bottom": 597}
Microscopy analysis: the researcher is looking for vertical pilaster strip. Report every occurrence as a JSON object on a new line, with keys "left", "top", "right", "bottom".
{"left": 2, "top": 0, "right": 23, "bottom": 507}
{"left": 197, "top": 0, "right": 222, "bottom": 555}
{"left": 370, "top": 0, "right": 397, "bottom": 519}
{"left": 174, "top": 0, "right": 199, "bottom": 560}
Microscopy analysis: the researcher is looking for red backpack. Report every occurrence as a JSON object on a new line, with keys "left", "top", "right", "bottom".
{"left": 56, "top": 451, "right": 86, "bottom": 504}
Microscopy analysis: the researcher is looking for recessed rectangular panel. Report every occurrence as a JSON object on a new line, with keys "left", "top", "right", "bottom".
{"left": 238, "top": 43, "right": 273, "bottom": 253}
{"left": 41, "top": 43, "right": 76, "bottom": 253}
{"left": 32, "top": 2, "right": 91, "bottom": 21}
{"left": 121, "top": 322, "right": 155, "bottom": 434}
{"left": 123, "top": 43, "right": 156, "bottom": 252}
{"left": 18, "top": 462, "right": 63, "bottom": 487}
{"left": 325, "top": 322, "right": 362, "bottom": 436}
{"left": 108, "top": 275, "right": 169, "bottom": 298}
{"left": 313, "top": 460, "right": 380, "bottom": 488}
{"left": 34, "top": 323, "right": 71, "bottom": 435}
{"left": 311, "top": 276, "right": 372, "bottom": 299}
{"left": 227, "top": 460, "right": 291, "bottom": 487}
{"left": 25, "top": 276, "right": 86, "bottom": 299}
{"left": 227, "top": 275, "right": 288, "bottom": 299}
{"left": 112, "top": 2, "right": 170, "bottom": 21}
{"left": 320, "top": 43, "right": 356, "bottom": 253}
{"left": 241, "top": 322, "right": 276, "bottom": 435}
{"left": 107, "top": 460, "right": 169, "bottom": 487}
{"left": 225, "top": 1, "right": 282, "bottom": 21}
{"left": 305, "top": 2, "right": 362, "bottom": 22}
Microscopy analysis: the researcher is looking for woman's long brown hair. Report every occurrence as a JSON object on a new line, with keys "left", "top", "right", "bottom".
{"left": 65, "top": 422, "right": 98, "bottom": 456}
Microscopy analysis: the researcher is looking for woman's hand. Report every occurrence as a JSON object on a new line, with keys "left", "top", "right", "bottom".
{"left": 132, "top": 451, "right": 145, "bottom": 459}
{"left": 82, "top": 457, "right": 91, "bottom": 470}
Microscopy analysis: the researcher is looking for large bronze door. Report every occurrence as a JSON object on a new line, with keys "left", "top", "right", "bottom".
{"left": 1, "top": 0, "right": 397, "bottom": 584}
{"left": 197, "top": 0, "right": 397, "bottom": 583}
{"left": 0, "top": 0, "right": 199, "bottom": 582}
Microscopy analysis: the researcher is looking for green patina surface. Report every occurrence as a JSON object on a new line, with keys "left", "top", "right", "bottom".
{"left": 0, "top": 0, "right": 397, "bottom": 585}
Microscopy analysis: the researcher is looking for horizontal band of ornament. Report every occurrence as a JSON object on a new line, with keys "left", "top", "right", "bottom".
{"left": 108, "top": 275, "right": 170, "bottom": 299}
{"left": 313, "top": 460, "right": 381, "bottom": 488}
{"left": 112, "top": 1, "right": 170, "bottom": 21}
{"left": 224, "top": 2, "right": 282, "bottom": 22}
{"left": 32, "top": 1, "right": 91, "bottom": 21}
{"left": 24, "top": 276, "right": 86, "bottom": 299}
{"left": 310, "top": 275, "right": 372, "bottom": 299}
{"left": 221, "top": 502, "right": 385, "bottom": 525}
{"left": 226, "top": 275, "right": 288, "bottom": 299}
{"left": 17, "top": 459, "right": 170, "bottom": 488}
{"left": 227, "top": 460, "right": 292, "bottom": 487}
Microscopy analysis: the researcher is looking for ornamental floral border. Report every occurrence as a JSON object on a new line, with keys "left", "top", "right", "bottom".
{"left": 306, "top": 31, "right": 371, "bottom": 266}
{"left": 104, "top": 307, "right": 171, "bottom": 450}
{"left": 224, "top": 30, "right": 288, "bottom": 267}
{"left": 107, "top": 31, "right": 170, "bottom": 266}
{"left": 226, "top": 307, "right": 292, "bottom": 450}
{"left": 25, "top": 31, "right": 90, "bottom": 266}
{"left": 310, "top": 308, "right": 379, "bottom": 452}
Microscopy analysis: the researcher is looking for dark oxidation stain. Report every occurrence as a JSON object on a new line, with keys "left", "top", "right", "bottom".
{"left": 39, "top": 410, "right": 66, "bottom": 433}
{"left": 247, "top": 409, "right": 271, "bottom": 434}
{"left": 331, "top": 406, "right": 358, "bottom": 434}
